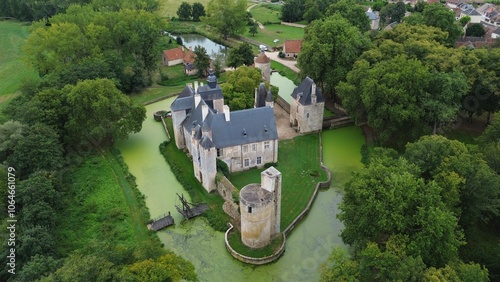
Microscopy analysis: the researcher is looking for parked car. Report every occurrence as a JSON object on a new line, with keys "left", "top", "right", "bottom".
{"left": 259, "top": 44, "right": 268, "bottom": 51}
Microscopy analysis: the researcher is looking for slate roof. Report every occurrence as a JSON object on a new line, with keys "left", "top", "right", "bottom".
{"left": 464, "top": 8, "right": 481, "bottom": 16}
{"left": 494, "top": 27, "right": 500, "bottom": 35}
{"left": 255, "top": 83, "right": 268, "bottom": 108}
{"left": 163, "top": 47, "right": 184, "bottom": 61}
{"left": 198, "top": 84, "right": 224, "bottom": 101}
{"left": 284, "top": 40, "right": 302, "bottom": 54}
{"left": 266, "top": 89, "right": 273, "bottom": 102}
{"left": 210, "top": 107, "right": 278, "bottom": 148}
{"left": 291, "top": 77, "right": 325, "bottom": 105}
{"left": 170, "top": 94, "right": 194, "bottom": 111}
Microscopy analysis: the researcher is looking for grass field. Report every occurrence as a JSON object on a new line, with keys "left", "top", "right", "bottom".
{"left": 229, "top": 133, "right": 326, "bottom": 231}
{"left": 250, "top": 4, "right": 281, "bottom": 24}
{"left": 55, "top": 150, "right": 163, "bottom": 260}
{"left": 0, "top": 20, "right": 38, "bottom": 121}
{"left": 243, "top": 23, "right": 304, "bottom": 47}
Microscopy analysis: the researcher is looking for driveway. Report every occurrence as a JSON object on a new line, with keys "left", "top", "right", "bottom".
{"left": 265, "top": 51, "right": 300, "bottom": 73}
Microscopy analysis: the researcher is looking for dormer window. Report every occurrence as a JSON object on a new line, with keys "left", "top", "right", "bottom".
{"left": 243, "top": 128, "right": 247, "bottom": 136}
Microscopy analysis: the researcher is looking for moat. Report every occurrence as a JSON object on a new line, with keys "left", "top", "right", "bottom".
{"left": 116, "top": 98, "right": 365, "bottom": 281}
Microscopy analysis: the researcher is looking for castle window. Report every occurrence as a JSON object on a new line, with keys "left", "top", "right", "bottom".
{"left": 243, "top": 145, "right": 248, "bottom": 153}
{"left": 307, "top": 113, "right": 310, "bottom": 118}
{"left": 252, "top": 144, "right": 257, "bottom": 151}
{"left": 217, "top": 148, "right": 223, "bottom": 157}
{"left": 264, "top": 141, "right": 270, "bottom": 149}
{"left": 248, "top": 206, "right": 252, "bottom": 213}
{"left": 257, "top": 157, "right": 262, "bottom": 165}
{"left": 244, "top": 158, "right": 250, "bottom": 167}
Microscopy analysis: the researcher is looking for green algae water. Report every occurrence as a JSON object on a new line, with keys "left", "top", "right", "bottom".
{"left": 117, "top": 98, "right": 365, "bottom": 281}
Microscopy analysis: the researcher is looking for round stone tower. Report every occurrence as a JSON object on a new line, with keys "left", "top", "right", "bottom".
{"left": 254, "top": 50, "right": 271, "bottom": 82}
{"left": 239, "top": 184, "right": 274, "bottom": 248}
{"left": 239, "top": 167, "right": 282, "bottom": 249}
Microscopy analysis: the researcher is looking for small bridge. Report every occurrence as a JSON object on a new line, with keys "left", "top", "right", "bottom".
{"left": 148, "top": 212, "right": 174, "bottom": 231}
{"left": 176, "top": 193, "right": 209, "bottom": 220}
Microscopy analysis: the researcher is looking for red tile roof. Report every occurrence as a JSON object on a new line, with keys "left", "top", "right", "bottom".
{"left": 284, "top": 40, "right": 302, "bottom": 54}
{"left": 163, "top": 47, "right": 184, "bottom": 61}
{"left": 183, "top": 49, "right": 196, "bottom": 64}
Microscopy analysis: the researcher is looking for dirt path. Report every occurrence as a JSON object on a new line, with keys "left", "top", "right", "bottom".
{"left": 265, "top": 51, "right": 300, "bottom": 73}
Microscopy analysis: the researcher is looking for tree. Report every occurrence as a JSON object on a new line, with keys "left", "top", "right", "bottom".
{"left": 249, "top": 21, "right": 258, "bottom": 37}
{"left": 281, "top": 0, "right": 305, "bottom": 22}
{"left": 191, "top": 2, "right": 205, "bottom": 22}
{"left": 203, "top": 0, "right": 247, "bottom": 39}
{"left": 227, "top": 43, "right": 254, "bottom": 68}
{"left": 177, "top": 2, "right": 192, "bottom": 21}
{"left": 298, "top": 14, "right": 369, "bottom": 101}
{"left": 466, "top": 23, "right": 486, "bottom": 37}
{"left": 220, "top": 66, "right": 263, "bottom": 110}
{"left": 405, "top": 135, "right": 500, "bottom": 227}
{"left": 303, "top": 0, "right": 321, "bottom": 23}
{"left": 326, "top": 0, "right": 371, "bottom": 32}
{"left": 8, "top": 123, "right": 63, "bottom": 178}
{"left": 120, "top": 253, "right": 197, "bottom": 282}
{"left": 64, "top": 79, "right": 146, "bottom": 147}
{"left": 479, "top": 116, "right": 500, "bottom": 173}
{"left": 193, "top": 45, "right": 210, "bottom": 78}
{"left": 43, "top": 254, "right": 117, "bottom": 282}
{"left": 420, "top": 4, "right": 462, "bottom": 46}
{"left": 18, "top": 255, "right": 60, "bottom": 282}
{"left": 460, "top": 15, "right": 471, "bottom": 26}
{"left": 339, "top": 154, "right": 464, "bottom": 267}
{"left": 380, "top": 2, "right": 406, "bottom": 24}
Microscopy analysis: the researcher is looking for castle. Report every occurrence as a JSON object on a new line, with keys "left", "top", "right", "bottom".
{"left": 239, "top": 166, "right": 282, "bottom": 248}
{"left": 289, "top": 77, "right": 325, "bottom": 134}
{"left": 170, "top": 70, "right": 279, "bottom": 193}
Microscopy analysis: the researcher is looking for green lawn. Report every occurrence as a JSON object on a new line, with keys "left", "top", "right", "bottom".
{"left": 0, "top": 20, "right": 38, "bottom": 121}
{"left": 228, "top": 229, "right": 284, "bottom": 257}
{"left": 243, "top": 24, "right": 304, "bottom": 47}
{"left": 55, "top": 150, "right": 163, "bottom": 260}
{"left": 229, "top": 134, "right": 326, "bottom": 231}
{"left": 251, "top": 4, "right": 281, "bottom": 24}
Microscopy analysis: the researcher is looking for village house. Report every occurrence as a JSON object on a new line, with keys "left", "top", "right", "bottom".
{"left": 183, "top": 47, "right": 197, "bottom": 76}
{"left": 365, "top": 9, "right": 380, "bottom": 30}
{"left": 289, "top": 77, "right": 325, "bottom": 134}
{"left": 162, "top": 47, "right": 185, "bottom": 66}
{"left": 170, "top": 70, "right": 278, "bottom": 192}
{"left": 283, "top": 40, "right": 302, "bottom": 58}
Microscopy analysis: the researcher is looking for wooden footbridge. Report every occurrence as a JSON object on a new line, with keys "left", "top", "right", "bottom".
{"left": 148, "top": 212, "right": 174, "bottom": 231}
{"left": 175, "top": 193, "right": 209, "bottom": 219}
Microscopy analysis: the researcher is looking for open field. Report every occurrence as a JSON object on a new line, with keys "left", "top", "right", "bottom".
{"left": 243, "top": 23, "right": 304, "bottom": 47}
{"left": 0, "top": 20, "right": 38, "bottom": 121}
{"left": 251, "top": 4, "right": 281, "bottom": 24}
{"left": 229, "top": 133, "right": 326, "bottom": 231}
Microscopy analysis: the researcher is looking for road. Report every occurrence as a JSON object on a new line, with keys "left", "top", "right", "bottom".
{"left": 264, "top": 51, "right": 300, "bottom": 73}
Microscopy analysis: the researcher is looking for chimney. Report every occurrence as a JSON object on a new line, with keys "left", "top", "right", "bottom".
{"left": 200, "top": 82, "right": 204, "bottom": 87}
{"left": 254, "top": 88, "right": 258, "bottom": 108}
{"left": 223, "top": 105, "right": 230, "bottom": 122}
{"left": 202, "top": 104, "right": 209, "bottom": 121}
{"left": 187, "top": 82, "right": 193, "bottom": 89}
{"left": 195, "top": 93, "right": 201, "bottom": 107}
{"left": 311, "top": 83, "right": 317, "bottom": 104}
{"left": 194, "top": 81, "right": 199, "bottom": 93}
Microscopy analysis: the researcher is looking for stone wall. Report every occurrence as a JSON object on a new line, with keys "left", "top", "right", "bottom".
{"left": 225, "top": 224, "right": 287, "bottom": 265}
{"left": 322, "top": 116, "right": 354, "bottom": 129}
{"left": 276, "top": 96, "right": 290, "bottom": 114}
{"left": 216, "top": 175, "right": 240, "bottom": 227}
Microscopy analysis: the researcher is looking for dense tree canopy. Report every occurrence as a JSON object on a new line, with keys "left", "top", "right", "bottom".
{"left": 220, "top": 66, "right": 265, "bottom": 110}
{"left": 281, "top": 0, "right": 305, "bottom": 22}
{"left": 227, "top": 43, "right": 255, "bottom": 68}
{"left": 298, "top": 14, "right": 370, "bottom": 101}
{"left": 177, "top": 2, "right": 192, "bottom": 21}
{"left": 64, "top": 79, "right": 146, "bottom": 146}
{"left": 191, "top": 2, "right": 206, "bottom": 22}
{"left": 193, "top": 46, "right": 211, "bottom": 78}
{"left": 24, "top": 5, "right": 166, "bottom": 93}
{"left": 203, "top": 0, "right": 247, "bottom": 39}
{"left": 325, "top": 0, "right": 370, "bottom": 33}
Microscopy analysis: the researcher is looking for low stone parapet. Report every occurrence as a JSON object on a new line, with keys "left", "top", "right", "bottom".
{"left": 225, "top": 224, "right": 287, "bottom": 265}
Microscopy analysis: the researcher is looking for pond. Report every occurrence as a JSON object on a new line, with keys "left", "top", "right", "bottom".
{"left": 270, "top": 72, "right": 296, "bottom": 104}
{"left": 176, "top": 34, "right": 228, "bottom": 59}
{"left": 116, "top": 98, "right": 365, "bottom": 281}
